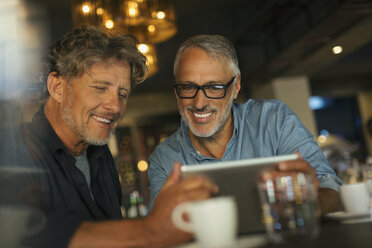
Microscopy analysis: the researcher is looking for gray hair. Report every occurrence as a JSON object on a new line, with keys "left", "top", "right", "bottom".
{"left": 173, "top": 34, "right": 240, "bottom": 78}
{"left": 44, "top": 26, "right": 147, "bottom": 97}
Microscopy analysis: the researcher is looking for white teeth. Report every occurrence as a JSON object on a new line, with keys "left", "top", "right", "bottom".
{"left": 194, "top": 112, "right": 212, "bottom": 118}
{"left": 92, "top": 115, "right": 112, "bottom": 124}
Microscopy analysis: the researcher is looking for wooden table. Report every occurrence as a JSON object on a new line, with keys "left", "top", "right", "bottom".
{"left": 260, "top": 219, "right": 372, "bottom": 248}
{"left": 175, "top": 219, "right": 372, "bottom": 248}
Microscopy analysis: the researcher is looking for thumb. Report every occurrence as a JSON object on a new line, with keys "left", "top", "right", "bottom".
{"left": 294, "top": 151, "right": 303, "bottom": 159}
{"left": 161, "top": 161, "right": 182, "bottom": 191}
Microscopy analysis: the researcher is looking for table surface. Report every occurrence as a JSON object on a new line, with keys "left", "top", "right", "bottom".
{"left": 175, "top": 218, "right": 372, "bottom": 248}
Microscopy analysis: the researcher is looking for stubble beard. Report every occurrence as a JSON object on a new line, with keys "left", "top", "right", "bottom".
{"left": 178, "top": 91, "right": 235, "bottom": 138}
{"left": 62, "top": 90, "right": 113, "bottom": 146}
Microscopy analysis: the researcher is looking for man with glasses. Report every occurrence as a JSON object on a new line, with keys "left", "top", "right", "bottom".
{"left": 148, "top": 34, "right": 343, "bottom": 214}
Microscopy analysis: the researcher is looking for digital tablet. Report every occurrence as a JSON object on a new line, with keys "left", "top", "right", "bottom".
{"left": 181, "top": 154, "right": 299, "bottom": 235}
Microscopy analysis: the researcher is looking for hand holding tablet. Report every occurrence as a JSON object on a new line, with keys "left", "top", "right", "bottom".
{"left": 180, "top": 154, "right": 300, "bottom": 234}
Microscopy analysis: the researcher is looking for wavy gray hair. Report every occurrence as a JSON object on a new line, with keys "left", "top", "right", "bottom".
{"left": 44, "top": 26, "right": 147, "bottom": 96}
{"left": 173, "top": 34, "right": 240, "bottom": 78}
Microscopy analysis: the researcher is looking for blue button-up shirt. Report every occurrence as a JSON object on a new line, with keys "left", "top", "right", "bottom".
{"left": 148, "top": 99, "right": 343, "bottom": 208}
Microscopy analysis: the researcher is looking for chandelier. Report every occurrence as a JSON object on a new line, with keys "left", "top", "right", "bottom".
{"left": 71, "top": 0, "right": 177, "bottom": 77}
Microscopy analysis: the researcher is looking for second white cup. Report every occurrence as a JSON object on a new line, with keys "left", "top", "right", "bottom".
{"left": 340, "top": 182, "right": 370, "bottom": 214}
{"left": 171, "top": 196, "right": 238, "bottom": 248}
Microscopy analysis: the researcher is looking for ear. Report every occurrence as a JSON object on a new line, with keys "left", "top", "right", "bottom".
{"left": 47, "top": 72, "right": 65, "bottom": 103}
{"left": 233, "top": 74, "right": 241, "bottom": 99}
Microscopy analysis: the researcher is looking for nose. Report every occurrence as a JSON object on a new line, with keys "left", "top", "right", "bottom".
{"left": 103, "top": 91, "right": 121, "bottom": 114}
{"left": 193, "top": 88, "right": 208, "bottom": 110}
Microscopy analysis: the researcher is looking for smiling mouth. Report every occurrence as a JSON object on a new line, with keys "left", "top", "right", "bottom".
{"left": 193, "top": 112, "right": 212, "bottom": 118}
{"left": 92, "top": 114, "right": 114, "bottom": 124}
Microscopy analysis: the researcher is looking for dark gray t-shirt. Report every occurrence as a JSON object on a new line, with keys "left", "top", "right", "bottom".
{"left": 74, "top": 151, "right": 91, "bottom": 191}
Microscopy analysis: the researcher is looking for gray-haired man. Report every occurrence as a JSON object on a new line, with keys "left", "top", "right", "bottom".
{"left": 148, "top": 34, "right": 344, "bottom": 215}
{"left": 0, "top": 27, "right": 217, "bottom": 248}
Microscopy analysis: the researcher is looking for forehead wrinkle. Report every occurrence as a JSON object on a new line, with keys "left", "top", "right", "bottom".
{"left": 93, "top": 80, "right": 130, "bottom": 92}
{"left": 93, "top": 80, "right": 112, "bottom": 85}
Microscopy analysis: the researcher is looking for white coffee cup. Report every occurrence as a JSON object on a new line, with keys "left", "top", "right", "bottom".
{"left": 340, "top": 182, "right": 370, "bottom": 214}
{"left": 171, "top": 196, "right": 238, "bottom": 248}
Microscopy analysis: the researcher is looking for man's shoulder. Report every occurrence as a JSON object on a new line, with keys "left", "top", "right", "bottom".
{"left": 149, "top": 127, "right": 187, "bottom": 164}
{"left": 236, "top": 99, "right": 286, "bottom": 111}
{"left": 152, "top": 128, "right": 184, "bottom": 154}
{"left": 234, "top": 99, "right": 290, "bottom": 119}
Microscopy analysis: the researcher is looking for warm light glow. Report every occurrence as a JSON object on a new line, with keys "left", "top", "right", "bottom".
{"left": 137, "top": 160, "right": 148, "bottom": 171}
{"left": 148, "top": 24, "right": 156, "bottom": 32}
{"left": 160, "top": 134, "right": 168, "bottom": 143}
{"left": 138, "top": 43, "right": 149, "bottom": 54}
{"left": 318, "top": 135, "right": 327, "bottom": 144}
{"left": 82, "top": 4, "right": 90, "bottom": 14}
{"left": 129, "top": 7, "right": 137, "bottom": 16}
{"left": 128, "top": 2, "right": 138, "bottom": 17}
{"left": 105, "top": 20, "right": 114, "bottom": 29}
{"left": 96, "top": 8, "right": 103, "bottom": 15}
{"left": 147, "top": 55, "right": 154, "bottom": 64}
{"left": 157, "top": 11, "right": 165, "bottom": 19}
{"left": 73, "top": 0, "right": 177, "bottom": 45}
{"left": 332, "top": 45, "right": 343, "bottom": 54}
{"left": 136, "top": 44, "right": 158, "bottom": 77}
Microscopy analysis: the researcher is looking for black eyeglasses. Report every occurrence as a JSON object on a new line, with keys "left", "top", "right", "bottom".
{"left": 174, "top": 76, "right": 236, "bottom": 99}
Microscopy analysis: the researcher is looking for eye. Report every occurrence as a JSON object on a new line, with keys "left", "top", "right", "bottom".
{"left": 93, "top": 86, "right": 107, "bottom": 92}
{"left": 118, "top": 91, "right": 128, "bottom": 100}
{"left": 204, "top": 85, "right": 224, "bottom": 91}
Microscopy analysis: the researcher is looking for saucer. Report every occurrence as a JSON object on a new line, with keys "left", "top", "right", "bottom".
{"left": 174, "top": 234, "right": 267, "bottom": 248}
{"left": 175, "top": 241, "right": 241, "bottom": 248}
{"left": 325, "top": 211, "right": 372, "bottom": 224}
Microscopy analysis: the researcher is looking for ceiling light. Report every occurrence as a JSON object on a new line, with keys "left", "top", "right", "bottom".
{"left": 137, "top": 43, "right": 158, "bottom": 77}
{"left": 105, "top": 20, "right": 114, "bottom": 29}
{"left": 96, "top": 7, "right": 103, "bottom": 15}
{"left": 147, "top": 24, "right": 155, "bottom": 32}
{"left": 138, "top": 43, "right": 149, "bottom": 53}
{"left": 332, "top": 46, "right": 343, "bottom": 54}
{"left": 71, "top": 0, "right": 177, "bottom": 78}
{"left": 156, "top": 11, "right": 165, "bottom": 19}
{"left": 82, "top": 4, "right": 90, "bottom": 14}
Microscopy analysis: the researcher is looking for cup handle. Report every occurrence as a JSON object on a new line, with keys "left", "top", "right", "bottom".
{"left": 171, "top": 203, "right": 194, "bottom": 233}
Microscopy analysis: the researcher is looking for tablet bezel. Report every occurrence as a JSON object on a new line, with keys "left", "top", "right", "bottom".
{"left": 181, "top": 154, "right": 299, "bottom": 173}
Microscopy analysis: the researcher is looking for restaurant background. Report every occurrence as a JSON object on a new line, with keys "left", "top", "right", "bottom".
{"left": 1, "top": 0, "right": 372, "bottom": 215}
